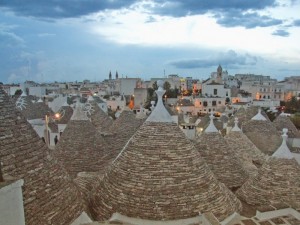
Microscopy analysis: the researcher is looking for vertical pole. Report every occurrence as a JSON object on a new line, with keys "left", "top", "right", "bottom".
{"left": 0, "top": 159, "right": 4, "bottom": 182}
{"left": 45, "top": 115, "right": 49, "bottom": 147}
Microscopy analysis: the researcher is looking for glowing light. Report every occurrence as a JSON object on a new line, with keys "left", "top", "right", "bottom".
{"left": 54, "top": 113, "right": 61, "bottom": 119}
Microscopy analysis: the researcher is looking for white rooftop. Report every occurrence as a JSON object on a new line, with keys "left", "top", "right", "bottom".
{"left": 71, "top": 102, "right": 89, "bottom": 121}
{"left": 88, "top": 95, "right": 94, "bottom": 102}
{"left": 251, "top": 108, "right": 267, "bottom": 121}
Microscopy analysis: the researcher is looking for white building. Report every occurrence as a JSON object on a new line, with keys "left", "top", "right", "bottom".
{"left": 202, "top": 82, "right": 231, "bottom": 98}
{"left": 193, "top": 97, "right": 227, "bottom": 115}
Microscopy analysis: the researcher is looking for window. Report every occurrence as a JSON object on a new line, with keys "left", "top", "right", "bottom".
{"left": 218, "top": 101, "right": 221, "bottom": 104}
{"left": 214, "top": 89, "right": 217, "bottom": 95}
{"left": 212, "top": 101, "right": 216, "bottom": 106}
{"left": 203, "top": 101, "right": 208, "bottom": 107}
{"left": 226, "top": 92, "right": 228, "bottom": 96}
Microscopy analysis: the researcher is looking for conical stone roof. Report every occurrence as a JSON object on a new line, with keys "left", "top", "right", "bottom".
{"left": 16, "top": 95, "right": 54, "bottom": 120}
{"left": 236, "top": 129, "right": 300, "bottom": 207}
{"left": 103, "top": 108, "right": 145, "bottom": 164}
{"left": 242, "top": 110, "right": 281, "bottom": 155}
{"left": 56, "top": 105, "right": 73, "bottom": 124}
{"left": 0, "top": 87, "right": 84, "bottom": 225}
{"left": 224, "top": 118, "right": 267, "bottom": 177}
{"left": 90, "top": 81, "right": 242, "bottom": 222}
{"left": 54, "top": 104, "right": 111, "bottom": 178}
{"left": 273, "top": 114, "right": 300, "bottom": 138}
{"left": 88, "top": 100, "right": 113, "bottom": 132}
{"left": 195, "top": 115, "right": 249, "bottom": 189}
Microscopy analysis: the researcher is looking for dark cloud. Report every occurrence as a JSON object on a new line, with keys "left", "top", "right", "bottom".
{"left": 0, "top": 0, "right": 137, "bottom": 19}
{"left": 147, "top": 0, "right": 281, "bottom": 29}
{"left": 272, "top": 29, "right": 290, "bottom": 37}
{"left": 150, "top": 0, "right": 277, "bottom": 17}
{"left": 168, "top": 50, "right": 258, "bottom": 69}
{"left": 0, "top": 0, "right": 283, "bottom": 30}
{"left": 214, "top": 10, "right": 282, "bottom": 28}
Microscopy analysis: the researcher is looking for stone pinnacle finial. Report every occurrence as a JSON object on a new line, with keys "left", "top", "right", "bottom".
{"left": 282, "top": 128, "right": 288, "bottom": 140}
{"left": 150, "top": 101, "right": 155, "bottom": 111}
{"left": 272, "top": 128, "right": 294, "bottom": 159}
{"left": 146, "top": 80, "right": 173, "bottom": 123}
{"left": 205, "top": 112, "right": 218, "bottom": 133}
{"left": 231, "top": 117, "right": 241, "bottom": 132}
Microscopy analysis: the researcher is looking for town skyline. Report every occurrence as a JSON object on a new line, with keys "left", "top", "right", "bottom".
{"left": 1, "top": 0, "right": 300, "bottom": 84}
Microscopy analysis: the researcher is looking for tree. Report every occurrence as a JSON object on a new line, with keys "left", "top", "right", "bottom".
{"left": 14, "top": 89, "right": 22, "bottom": 96}
{"left": 226, "top": 97, "right": 231, "bottom": 104}
{"left": 144, "top": 88, "right": 157, "bottom": 109}
{"left": 163, "top": 81, "right": 171, "bottom": 92}
{"left": 152, "top": 81, "right": 158, "bottom": 90}
{"left": 285, "top": 96, "right": 300, "bottom": 113}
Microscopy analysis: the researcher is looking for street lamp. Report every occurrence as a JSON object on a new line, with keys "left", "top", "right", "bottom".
{"left": 44, "top": 113, "right": 61, "bottom": 147}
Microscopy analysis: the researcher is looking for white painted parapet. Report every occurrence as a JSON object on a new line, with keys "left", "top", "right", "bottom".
{"left": 0, "top": 179, "right": 25, "bottom": 225}
{"left": 256, "top": 208, "right": 300, "bottom": 221}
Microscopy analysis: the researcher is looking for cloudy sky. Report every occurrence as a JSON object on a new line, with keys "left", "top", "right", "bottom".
{"left": 1, "top": 0, "right": 300, "bottom": 83}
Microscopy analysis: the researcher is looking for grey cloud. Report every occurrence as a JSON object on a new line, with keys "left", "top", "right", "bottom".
{"left": 293, "top": 19, "right": 300, "bottom": 26}
{"left": 272, "top": 29, "right": 290, "bottom": 37}
{"left": 214, "top": 10, "right": 282, "bottom": 28}
{"left": 148, "top": 0, "right": 281, "bottom": 29}
{"left": 0, "top": 0, "right": 137, "bottom": 19}
{"left": 168, "top": 50, "right": 258, "bottom": 69}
